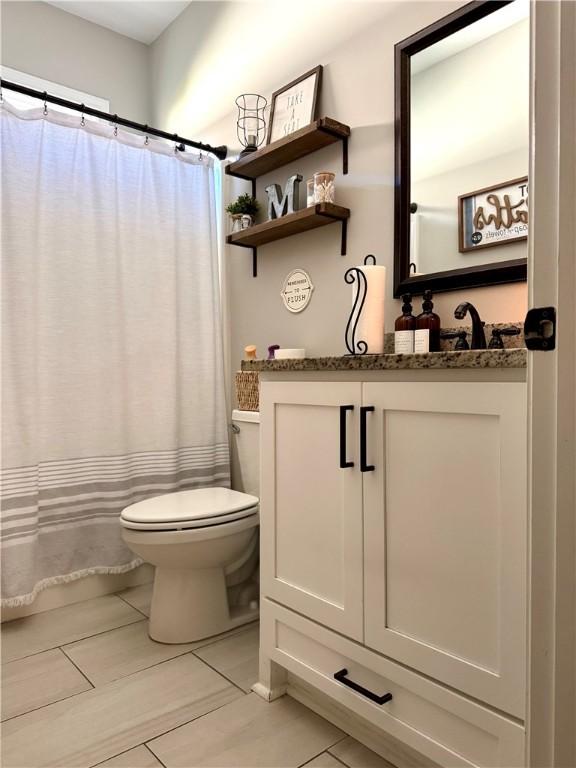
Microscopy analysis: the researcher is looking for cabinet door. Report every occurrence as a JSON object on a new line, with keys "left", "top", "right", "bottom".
{"left": 260, "top": 381, "right": 364, "bottom": 640}
{"left": 363, "top": 382, "right": 527, "bottom": 718}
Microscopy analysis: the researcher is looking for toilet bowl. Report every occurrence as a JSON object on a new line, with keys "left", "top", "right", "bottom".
{"left": 121, "top": 487, "right": 259, "bottom": 643}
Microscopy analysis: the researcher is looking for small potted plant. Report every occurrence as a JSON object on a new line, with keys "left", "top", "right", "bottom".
{"left": 226, "top": 194, "right": 259, "bottom": 233}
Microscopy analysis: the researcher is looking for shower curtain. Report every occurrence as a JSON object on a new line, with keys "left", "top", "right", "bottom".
{"left": 1, "top": 101, "right": 230, "bottom": 606}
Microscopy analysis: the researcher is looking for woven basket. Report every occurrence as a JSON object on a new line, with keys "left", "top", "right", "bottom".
{"left": 235, "top": 371, "right": 259, "bottom": 411}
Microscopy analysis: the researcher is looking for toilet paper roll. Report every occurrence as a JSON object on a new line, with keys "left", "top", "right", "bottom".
{"left": 355, "top": 264, "right": 386, "bottom": 353}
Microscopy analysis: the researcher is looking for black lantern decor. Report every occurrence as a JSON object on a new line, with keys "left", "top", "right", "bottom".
{"left": 236, "top": 94, "right": 267, "bottom": 157}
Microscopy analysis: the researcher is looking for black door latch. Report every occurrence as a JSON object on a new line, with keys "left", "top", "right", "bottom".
{"left": 524, "top": 307, "right": 556, "bottom": 351}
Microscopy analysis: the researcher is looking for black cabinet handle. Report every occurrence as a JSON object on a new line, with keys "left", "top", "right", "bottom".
{"left": 339, "top": 405, "right": 354, "bottom": 468}
{"left": 360, "top": 406, "right": 375, "bottom": 472}
{"left": 334, "top": 668, "right": 393, "bottom": 705}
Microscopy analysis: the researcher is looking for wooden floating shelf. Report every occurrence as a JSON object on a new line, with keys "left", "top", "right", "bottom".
{"left": 226, "top": 118, "right": 350, "bottom": 180}
{"left": 226, "top": 203, "right": 350, "bottom": 250}
{"left": 225, "top": 118, "right": 352, "bottom": 276}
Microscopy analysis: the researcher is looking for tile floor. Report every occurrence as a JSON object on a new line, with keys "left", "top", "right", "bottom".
{"left": 1, "top": 584, "right": 395, "bottom": 768}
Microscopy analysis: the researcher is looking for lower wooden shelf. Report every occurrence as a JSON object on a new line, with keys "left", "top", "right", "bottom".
{"left": 226, "top": 203, "right": 350, "bottom": 276}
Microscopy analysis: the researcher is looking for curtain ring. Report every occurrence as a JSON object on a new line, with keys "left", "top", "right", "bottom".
{"left": 144, "top": 125, "right": 149, "bottom": 146}
{"left": 43, "top": 92, "right": 48, "bottom": 116}
{"left": 173, "top": 133, "right": 180, "bottom": 153}
{"left": 80, "top": 104, "right": 85, "bottom": 126}
{"left": 113, "top": 115, "right": 118, "bottom": 137}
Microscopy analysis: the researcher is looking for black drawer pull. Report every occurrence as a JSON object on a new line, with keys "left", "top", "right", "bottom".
{"left": 339, "top": 405, "right": 354, "bottom": 468}
{"left": 360, "top": 406, "right": 375, "bottom": 472}
{"left": 334, "top": 668, "right": 393, "bottom": 705}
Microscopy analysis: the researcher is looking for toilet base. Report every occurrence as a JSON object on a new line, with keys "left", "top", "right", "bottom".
{"left": 148, "top": 565, "right": 258, "bottom": 643}
{"left": 121, "top": 511, "right": 260, "bottom": 644}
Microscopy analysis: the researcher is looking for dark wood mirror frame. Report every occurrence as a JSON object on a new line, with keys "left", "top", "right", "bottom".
{"left": 393, "top": 0, "right": 528, "bottom": 298}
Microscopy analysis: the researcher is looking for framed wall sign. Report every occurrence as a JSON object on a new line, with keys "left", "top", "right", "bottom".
{"left": 458, "top": 177, "right": 528, "bottom": 253}
{"left": 280, "top": 269, "right": 314, "bottom": 313}
{"left": 267, "top": 66, "right": 323, "bottom": 144}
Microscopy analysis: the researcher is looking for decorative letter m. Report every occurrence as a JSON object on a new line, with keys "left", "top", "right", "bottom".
{"left": 265, "top": 174, "right": 302, "bottom": 220}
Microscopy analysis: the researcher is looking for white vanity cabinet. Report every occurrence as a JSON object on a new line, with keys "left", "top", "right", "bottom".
{"left": 259, "top": 373, "right": 527, "bottom": 768}
{"left": 363, "top": 382, "right": 527, "bottom": 718}
{"left": 260, "top": 382, "right": 364, "bottom": 640}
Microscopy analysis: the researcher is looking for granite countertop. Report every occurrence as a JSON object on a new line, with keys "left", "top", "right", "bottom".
{"left": 241, "top": 323, "right": 526, "bottom": 372}
{"left": 241, "top": 348, "right": 527, "bottom": 372}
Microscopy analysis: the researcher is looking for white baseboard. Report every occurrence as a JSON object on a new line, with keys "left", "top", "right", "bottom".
{"left": 287, "top": 673, "right": 439, "bottom": 768}
{"left": 1, "top": 564, "right": 154, "bottom": 622}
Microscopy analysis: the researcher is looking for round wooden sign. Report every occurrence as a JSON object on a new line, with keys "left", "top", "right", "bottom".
{"left": 280, "top": 269, "right": 314, "bottom": 313}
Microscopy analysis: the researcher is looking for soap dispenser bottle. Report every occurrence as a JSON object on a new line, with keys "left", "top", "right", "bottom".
{"left": 394, "top": 293, "right": 416, "bottom": 353}
{"left": 415, "top": 290, "right": 441, "bottom": 353}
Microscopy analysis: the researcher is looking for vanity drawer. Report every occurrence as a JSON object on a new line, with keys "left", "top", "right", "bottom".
{"left": 262, "top": 600, "right": 525, "bottom": 768}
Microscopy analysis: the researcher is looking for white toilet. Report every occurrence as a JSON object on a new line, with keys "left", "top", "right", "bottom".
{"left": 121, "top": 487, "right": 259, "bottom": 643}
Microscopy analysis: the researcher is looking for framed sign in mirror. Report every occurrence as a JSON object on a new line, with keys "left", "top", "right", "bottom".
{"left": 394, "top": 0, "right": 529, "bottom": 297}
{"left": 458, "top": 177, "right": 528, "bottom": 252}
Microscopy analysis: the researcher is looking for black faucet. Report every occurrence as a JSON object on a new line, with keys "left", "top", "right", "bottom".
{"left": 454, "top": 302, "right": 486, "bottom": 349}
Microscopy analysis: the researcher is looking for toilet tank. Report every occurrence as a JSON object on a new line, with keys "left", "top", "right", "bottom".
{"left": 230, "top": 409, "right": 260, "bottom": 497}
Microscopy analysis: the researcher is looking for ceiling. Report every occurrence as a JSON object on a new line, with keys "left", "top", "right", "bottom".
{"left": 45, "top": 1, "right": 191, "bottom": 44}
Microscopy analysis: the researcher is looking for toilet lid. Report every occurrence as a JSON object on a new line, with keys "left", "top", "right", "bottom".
{"left": 121, "top": 488, "right": 259, "bottom": 527}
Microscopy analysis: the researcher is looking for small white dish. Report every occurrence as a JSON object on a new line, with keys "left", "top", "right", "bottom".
{"left": 275, "top": 348, "right": 306, "bottom": 359}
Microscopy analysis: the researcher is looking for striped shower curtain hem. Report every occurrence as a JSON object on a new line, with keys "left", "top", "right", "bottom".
{"left": 1, "top": 444, "right": 231, "bottom": 605}
{"left": 0, "top": 560, "right": 144, "bottom": 609}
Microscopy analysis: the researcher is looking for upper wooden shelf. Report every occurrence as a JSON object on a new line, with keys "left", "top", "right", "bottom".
{"left": 225, "top": 118, "right": 350, "bottom": 180}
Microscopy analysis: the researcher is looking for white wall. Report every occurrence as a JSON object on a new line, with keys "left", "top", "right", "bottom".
{"left": 1, "top": 1, "right": 150, "bottom": 122}
{"left": 150, "top": 1, "right": 411, "bottom": 136}
{"left": 151, "top": 1, "right": 528, "bottom": 370}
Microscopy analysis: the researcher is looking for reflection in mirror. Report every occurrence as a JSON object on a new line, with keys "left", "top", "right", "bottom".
{"left": 395, "top": 0, "right": 530, "bottom": 295}
{"left": 410, "top": 1, "right": 529, "bottom": 275}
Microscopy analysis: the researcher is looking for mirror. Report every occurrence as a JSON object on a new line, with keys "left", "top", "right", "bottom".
{"left": 394, "top": 0, "right": 530, "bottom": 296}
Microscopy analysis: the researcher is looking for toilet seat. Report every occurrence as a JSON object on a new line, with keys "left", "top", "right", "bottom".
{"left": 120, "top": 507, "right": 258, "bottom": 531}
{"left": 120, "top": 487, "right": 259, "bottom": 532}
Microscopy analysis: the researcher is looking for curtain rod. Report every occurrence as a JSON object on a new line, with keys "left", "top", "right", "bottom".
{"left": 0, "top": 79, "right": 228, "bottom": 161}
